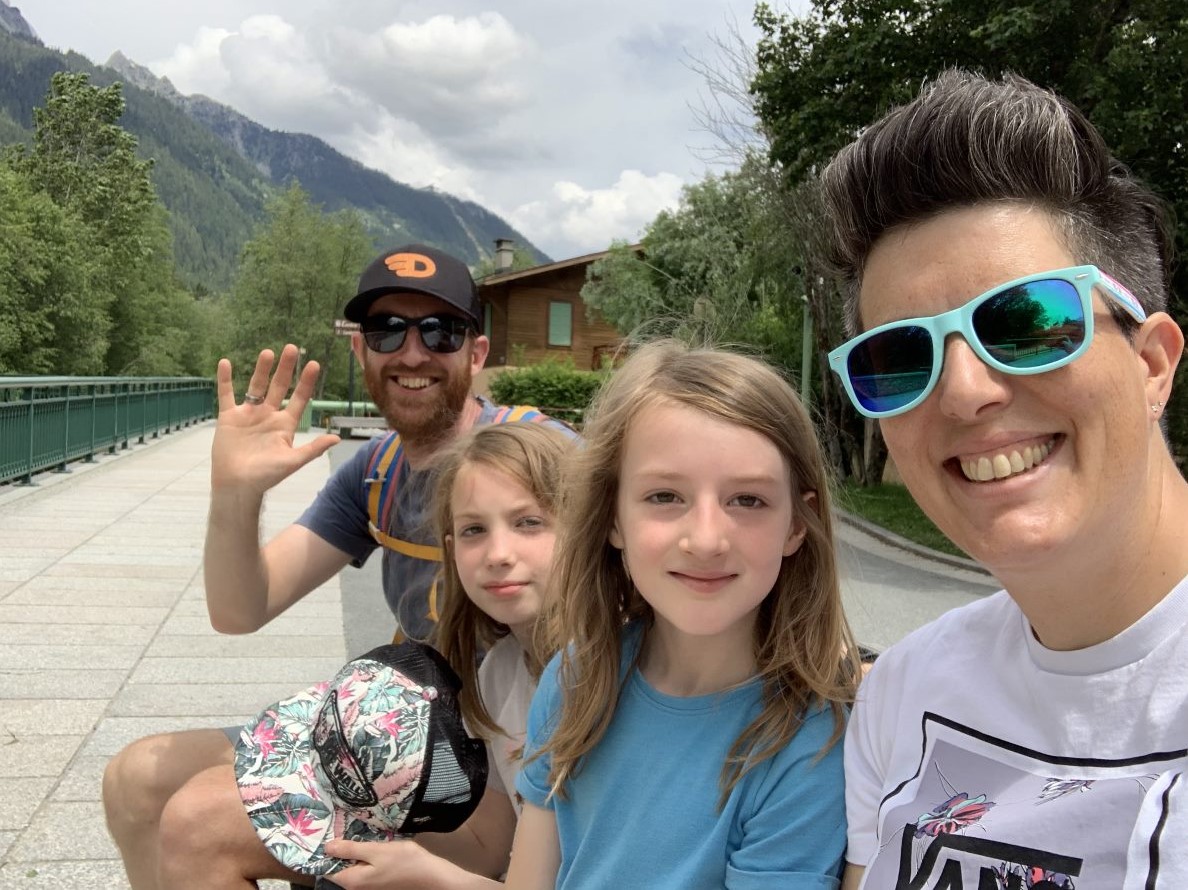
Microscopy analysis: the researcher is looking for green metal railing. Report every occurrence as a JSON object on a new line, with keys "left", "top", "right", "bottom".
{"left": 301, "top": 399, "right": 381, "bottom": 432}
{"left": 0, "top": 377, "right": 215, "bottom": 486}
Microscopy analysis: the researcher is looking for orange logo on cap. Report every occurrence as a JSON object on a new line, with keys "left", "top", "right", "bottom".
{"left": 385, "top": 252, "right": 436, "bottom": 279}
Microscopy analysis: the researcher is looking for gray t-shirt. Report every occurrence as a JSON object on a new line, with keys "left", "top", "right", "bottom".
{"left": 296, "top": 396, "right": 573, "bottom": 641}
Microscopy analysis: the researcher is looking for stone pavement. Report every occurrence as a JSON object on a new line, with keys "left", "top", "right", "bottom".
{"left": 0, "top": 422, "right": 346, "bottom": 889}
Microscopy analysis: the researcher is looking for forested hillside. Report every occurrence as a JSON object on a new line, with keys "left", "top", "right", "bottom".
{"left": 107, "top": 53, "right": 550, "bottom": 275}
{"left": 0, "top": 29, "right": 547, "bottom": 291}
{"left": 174, "top": 92, "right": 550, "bottom": 271}
{"left": 2, "top": 68, "right": 386, "bottom": 388}
{"left": 0, "top": 32, "right": 270, "bottom": 290}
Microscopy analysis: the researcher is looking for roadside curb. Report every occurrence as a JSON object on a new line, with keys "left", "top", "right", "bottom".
{"left": 836, "top": 509, "right": 992, "bottom": 577}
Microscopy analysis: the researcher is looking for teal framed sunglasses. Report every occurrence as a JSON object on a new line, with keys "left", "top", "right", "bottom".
{"left": 828, "top": 265, "right": 1147, "bottom": 419}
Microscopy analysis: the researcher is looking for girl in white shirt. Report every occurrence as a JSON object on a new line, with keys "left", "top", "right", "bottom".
{"left": 325, "top": 422, "right": 574, "bottom": 886}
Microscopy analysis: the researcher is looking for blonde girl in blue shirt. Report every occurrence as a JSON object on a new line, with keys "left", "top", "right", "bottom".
{"left": 509, "top": 340, "right": 861, "bottom": 889}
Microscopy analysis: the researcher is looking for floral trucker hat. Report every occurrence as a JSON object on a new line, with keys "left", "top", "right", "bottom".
{"left": 233, "top": 641, "right": 488, "bottom": 876}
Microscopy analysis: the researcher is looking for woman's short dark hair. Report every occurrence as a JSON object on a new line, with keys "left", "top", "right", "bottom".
{"left": 820, "top": 69, "right": 1173, "bottom": 334}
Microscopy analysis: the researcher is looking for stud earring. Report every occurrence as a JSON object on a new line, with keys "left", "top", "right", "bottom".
{"left": 1152, "top": 401, "right": 1163, "bottom": 413}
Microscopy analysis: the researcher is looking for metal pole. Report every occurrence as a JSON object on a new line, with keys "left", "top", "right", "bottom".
{"left": 58, "top": 383, "right": 69, "bottom": 472}
{"left": 24, "top": 388, "right": 34, "bottom": 484}
{"left": 800, "top": 295, "right": 813, "bottom": 403}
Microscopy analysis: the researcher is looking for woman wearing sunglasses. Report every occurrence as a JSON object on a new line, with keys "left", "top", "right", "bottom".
{"left": 822, "top": 71, "right": 1188, "bottom": 888}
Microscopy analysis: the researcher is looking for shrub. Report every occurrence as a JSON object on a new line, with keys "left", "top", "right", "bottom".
{"left": 488, "top": 357, "right": 607, "bottom": 426}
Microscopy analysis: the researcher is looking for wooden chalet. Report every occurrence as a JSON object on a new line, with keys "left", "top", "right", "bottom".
{"left": 477, "top": 240, "right": 629, "bottom": 370}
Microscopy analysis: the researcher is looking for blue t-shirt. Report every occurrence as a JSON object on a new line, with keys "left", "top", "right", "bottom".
{"left": 296, "top": 396, "right": 573, "bottom": 641}
{"left": 516, "top": 625, "right": 847, "bottom": 889}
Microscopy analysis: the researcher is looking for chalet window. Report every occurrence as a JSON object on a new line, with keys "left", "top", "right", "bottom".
{"left": 548, "top": 301, "right": 573, "bottom": 347}
{"left": 483, "top": 303, "right": 493, "bottom": 339}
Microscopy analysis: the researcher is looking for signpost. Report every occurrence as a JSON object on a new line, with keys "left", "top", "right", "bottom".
{"left": 334, "top": 320, "right": 360, "bottom": 412}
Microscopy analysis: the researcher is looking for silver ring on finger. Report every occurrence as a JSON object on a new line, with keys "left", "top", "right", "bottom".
{"left": 244, "top": 392, "right": 266, "bottom": 405}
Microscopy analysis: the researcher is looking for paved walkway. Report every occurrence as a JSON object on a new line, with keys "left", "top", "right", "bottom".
{"left": 0, "top": 422, "right": 1001, "bottom": 887}
{"left": 0, "top": 423, "right": 345, "bottom": 888}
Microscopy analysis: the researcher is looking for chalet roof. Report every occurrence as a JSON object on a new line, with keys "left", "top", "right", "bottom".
{"left": 477, "top": 243, "right": 642, "bottom": 287}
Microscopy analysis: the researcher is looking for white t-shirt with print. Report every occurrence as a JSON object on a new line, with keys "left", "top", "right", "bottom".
{"left": 846, "top": 574, "right": 1188, "bottom": 889}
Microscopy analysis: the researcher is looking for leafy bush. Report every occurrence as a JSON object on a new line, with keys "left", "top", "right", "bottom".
{"left": 488, "top": 357, "right": 607, "bottom": 426}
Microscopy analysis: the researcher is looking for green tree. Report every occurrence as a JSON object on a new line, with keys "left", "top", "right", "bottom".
{"left": 228, "top": 182, "right": 373, "bottom": 398}
{"left": 6, "top": 71, "right": 209, "bottom": 376}
{"left": 581, "top": 241, "right": 668, "bottom": 335}
{"left": 752, "top": 0, "right": 1187, "bottom": 193}
{"left": 582, "top": 161, "right": 806, "bottom": 372}
{"left": 750, "top": 0, "right": 1188, "bottom": 471}
{"left": 14, "top": 72, "right": 157, "bottom": 251}
{"left": 109, "top": 209, "right": 222, "bottom": 376}
{"left": 0, "top": 164, "right": 103, "bottom": 373}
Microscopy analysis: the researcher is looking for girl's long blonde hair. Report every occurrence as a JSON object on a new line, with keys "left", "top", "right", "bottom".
{"left": 537, "top": 340, "right": 861, "bottom": 805}
{"left": 430, "top": 422, "right": 574, "bottom": 739}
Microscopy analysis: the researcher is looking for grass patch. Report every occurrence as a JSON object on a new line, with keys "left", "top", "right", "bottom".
{"left": 834, "top": 481, "right": 968, "bottom": 559}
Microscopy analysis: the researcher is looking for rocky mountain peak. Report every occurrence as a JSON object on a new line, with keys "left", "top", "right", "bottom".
{"left": 0, "top": 0, "right": 40, "bottom": 44}
{"left": 105, "top": 51, "right": 181, "bottom": 100}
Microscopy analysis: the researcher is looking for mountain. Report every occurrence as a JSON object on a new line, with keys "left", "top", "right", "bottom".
{"left": 104, "top": 52, "right": 547, "bottom": 273}
{"left": 0, "top": 23, "right": 548, "bottom": 290}
{"left": 0, "top": 1, "right": 38, "bottom": 44}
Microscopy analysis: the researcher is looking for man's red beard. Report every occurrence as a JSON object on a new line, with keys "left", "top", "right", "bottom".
{"left": 363, "top": 358, "right": 472, "bottom": 448}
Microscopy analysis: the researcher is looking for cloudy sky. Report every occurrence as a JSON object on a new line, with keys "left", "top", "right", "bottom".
{"left": 14, "top": 0, "right": 805, "bottom": 261}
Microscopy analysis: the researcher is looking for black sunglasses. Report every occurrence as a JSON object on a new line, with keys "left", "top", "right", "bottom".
{"left": 360, "top": 313, "right": 474, "bottom": 354}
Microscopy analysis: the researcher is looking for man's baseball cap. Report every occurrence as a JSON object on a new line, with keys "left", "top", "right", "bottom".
{"left": 233, "top": 641, "right": 488, "bottom": 877}
{"left": 345, "top": 244, "right": 481, "bottom": 325}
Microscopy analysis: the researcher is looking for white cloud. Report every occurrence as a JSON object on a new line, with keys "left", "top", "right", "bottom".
{"left": 237, "top": 13, "right": 295, "bottom": 43}
{"left": 322, "top": 13, "right": 533, "bottom": 143}
{"left": 151, "top": 11, "right": 534, "bottom": 152}
{"left": 23, "top": 0, "right": 778, "bottom": 261}
{"left": 152, "top": 26, "right": 233, "bottom": 96}
{"left": 344, "top": 116, "right": 480, "bottom": 201}
{"left": 510, "top": 170, "right": 685, "bottom": 256}
{"left": 152, "top": 15, "right": 365, "bottom": 135}
{"left": 376, "top": 12, "right": 526, "bottom": 81}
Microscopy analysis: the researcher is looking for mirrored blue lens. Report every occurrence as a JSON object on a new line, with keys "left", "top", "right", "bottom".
{"left": 847, "top": 325, "right": 933, "bottom": 414}
{"left": 972, "top": 279, "right": 1085, "bottom": 368}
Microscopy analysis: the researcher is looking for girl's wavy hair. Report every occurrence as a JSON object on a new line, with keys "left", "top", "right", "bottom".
{"left": 430, "top": 422, "right": 574, "bottom": 739}
{"left": 535, "top": 340, "right": 862, "bottom": 806}
{"left": 820, "top": 69, "right": 1174, "bottom": 336}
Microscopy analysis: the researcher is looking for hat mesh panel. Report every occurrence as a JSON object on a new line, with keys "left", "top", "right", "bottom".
{"left": 423, "top": 739, "right": 472, "bottom": 804}
{"left": 367, "top": 642, "right": 488, "bottom": 833}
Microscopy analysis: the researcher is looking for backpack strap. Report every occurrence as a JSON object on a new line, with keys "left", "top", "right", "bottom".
{"left": 491, "top": 404, "right": 546, "bottom": 424}
{"left": 364, "top": 405, "right": 546, "bottom": 561}
{"left": 365, "top": 432, "right": 445, "bottom": 562}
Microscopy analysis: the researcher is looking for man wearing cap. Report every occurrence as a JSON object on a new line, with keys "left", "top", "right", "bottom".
{"left": 102, "top": 244, "right": 571, "bottom": 889}
{"left": 201, "top": 241, "right": 568, "bottom": 646}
